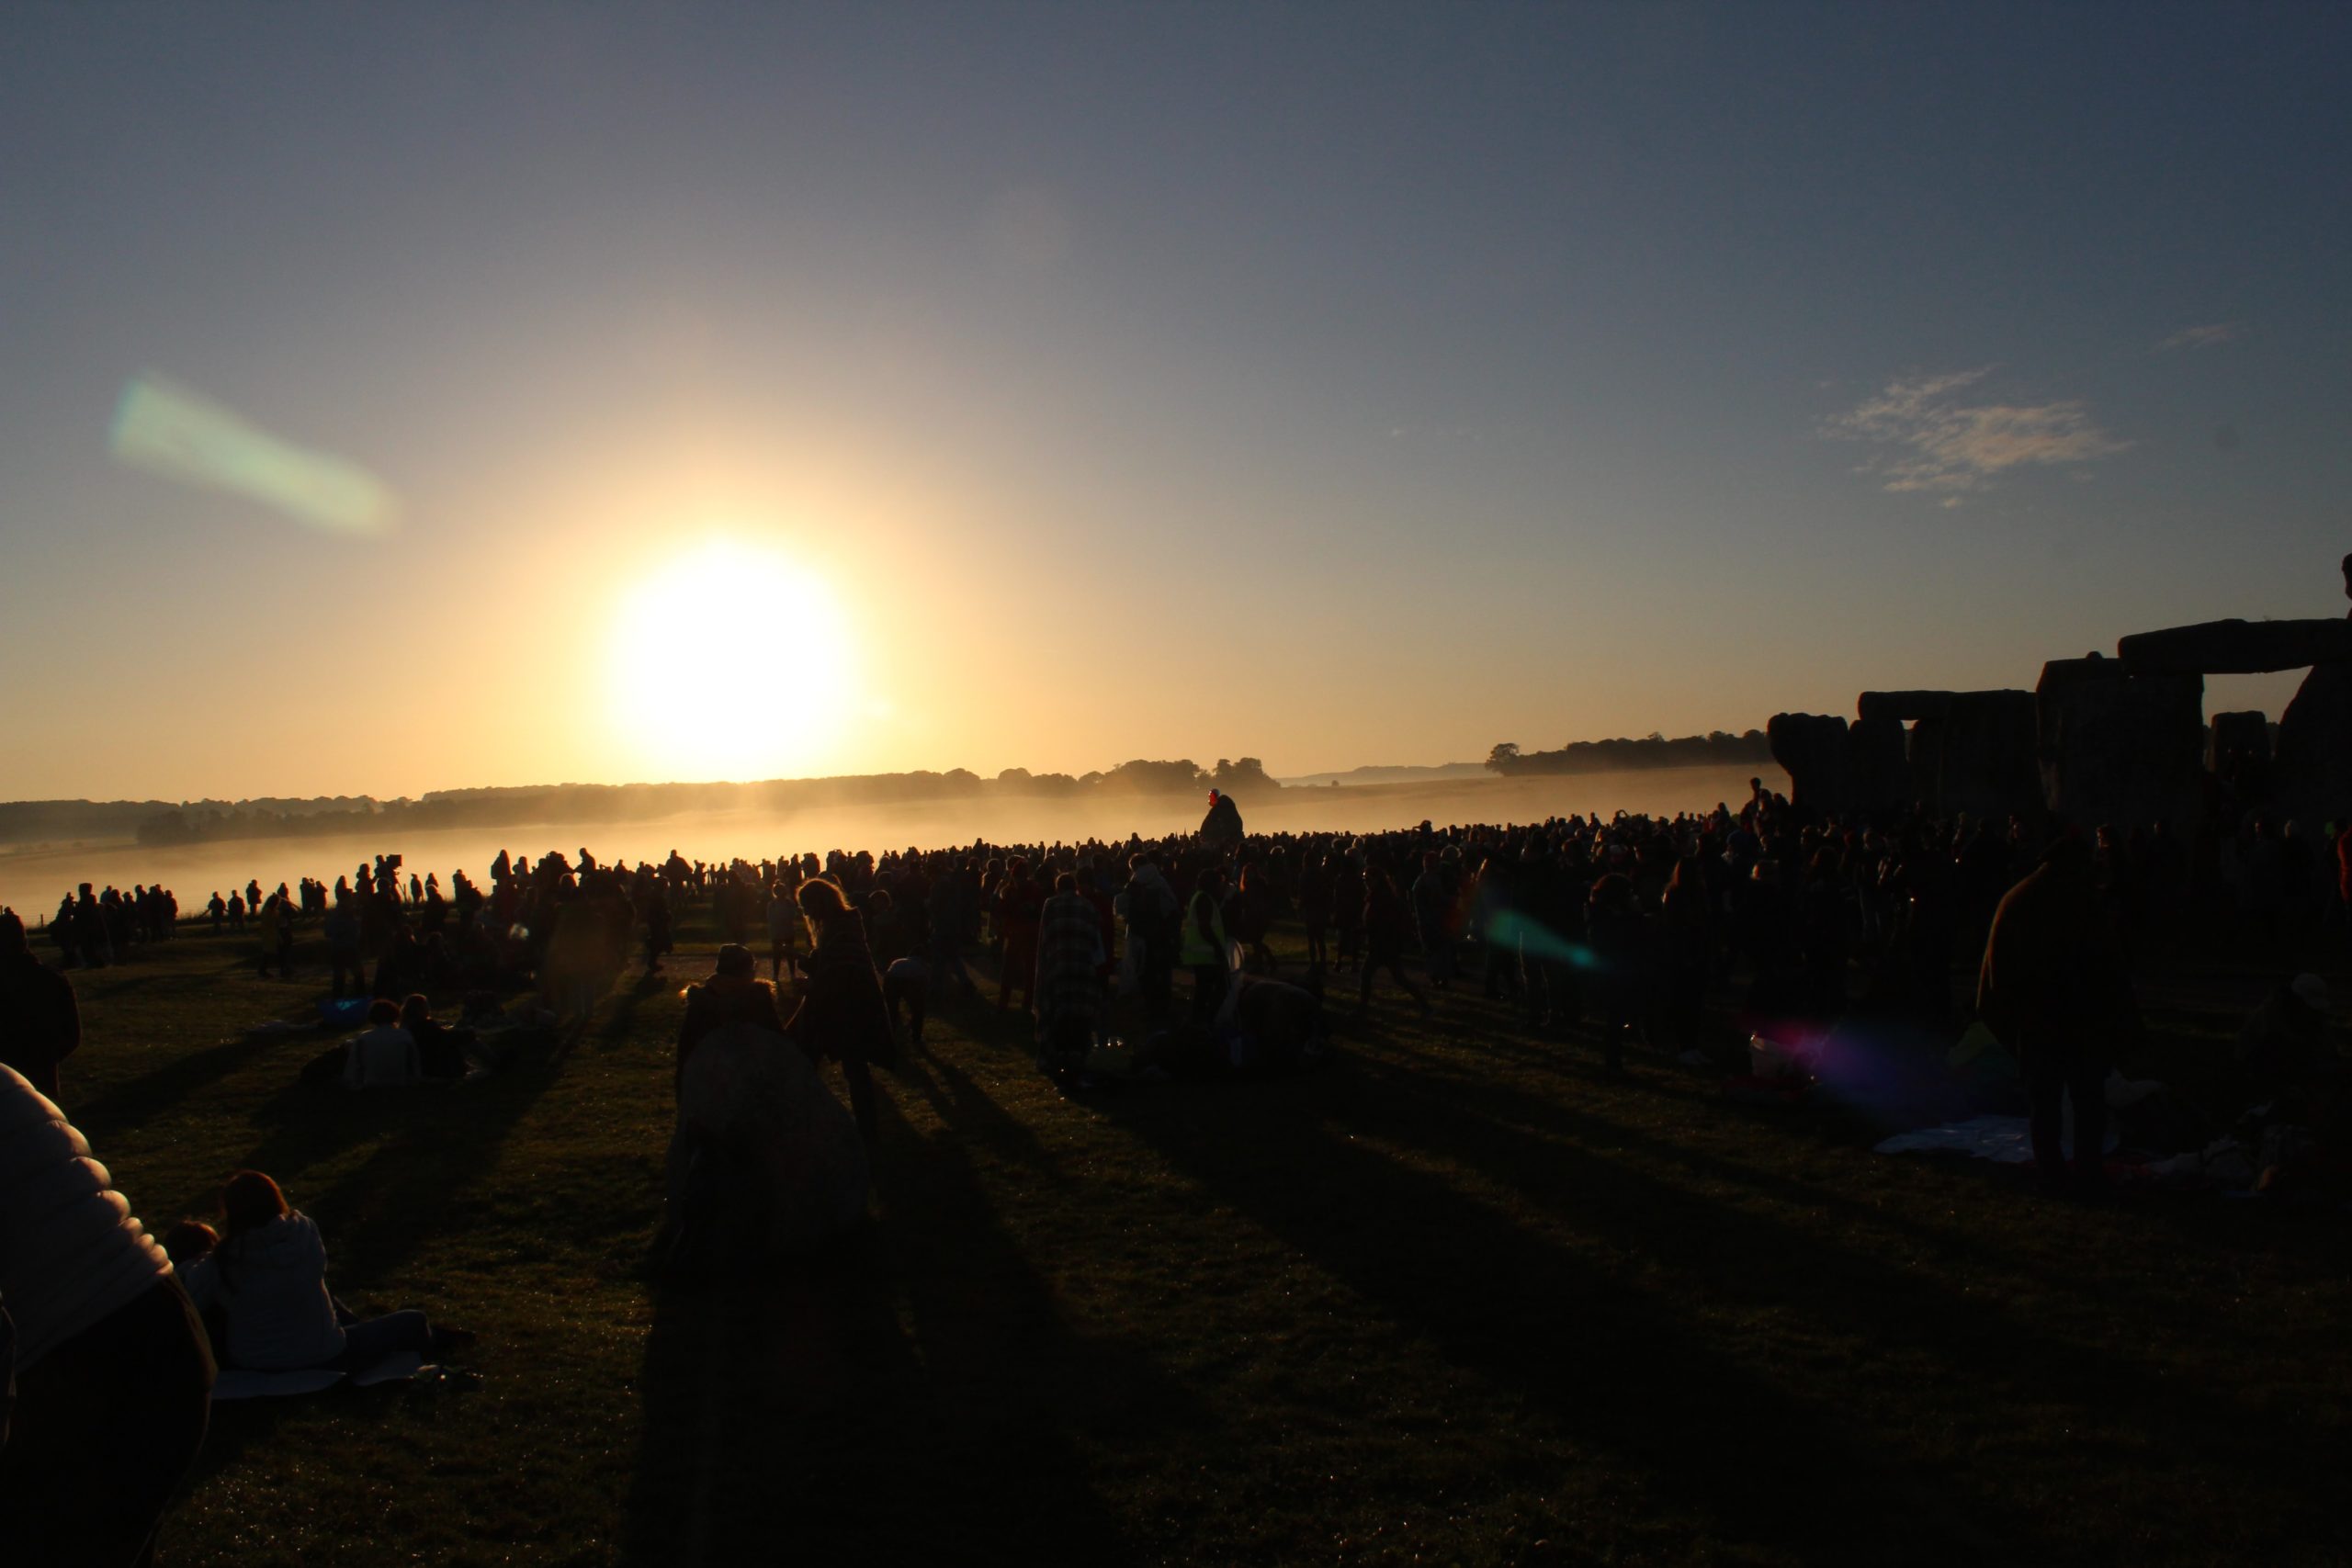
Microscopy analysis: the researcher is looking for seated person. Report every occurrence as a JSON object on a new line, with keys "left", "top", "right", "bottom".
{"left": 2238, "top": 974, "right": 2341, "bottom": 1111}
{"left": 344, "top": 999, "right": 421, "bottom": 1089}
{"left": 183, "top": 1170, "right": 466, "bottom": 1371}
{"left": 399, "top": 993, "right": 476, "bottom": 1080}
{"left": 675, "top": 944, "right": 787, "bottom": 1092}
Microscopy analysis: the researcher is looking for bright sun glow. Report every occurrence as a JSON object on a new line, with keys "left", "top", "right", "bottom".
{"left": 609, "top": 536, "right": 857, "bottom": 782}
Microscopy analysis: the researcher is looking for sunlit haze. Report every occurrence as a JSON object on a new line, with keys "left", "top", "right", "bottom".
{"left": 3, "top": 4, "right": 2344, "bottom": 801}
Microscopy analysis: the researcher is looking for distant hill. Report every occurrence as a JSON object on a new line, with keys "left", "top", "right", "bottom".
{"left": 1279, "top": 762, "right": 1490, "bottom": 788}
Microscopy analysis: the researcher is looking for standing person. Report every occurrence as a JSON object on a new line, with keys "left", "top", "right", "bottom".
{"left": 0, "top": 1063, "right": 214, "bottom": 1568}
{"left": 1411, "top": 853, "right": 1458, "bottom": 989}
{"left": 1977, "top": 835, "right": 2142, "bottom": 1190}
{"left": 1181, "top": 867, "right": 1232, "bottom": 1023}
{"left": 996, "top": 858, "right": 1046, "bottom": 1013}
{"left": 763, "top": 882, "right": 800, "bottom": 983}
{"left": 788, "top": 879, "right": 887, "bottom": 1145}
{"left": 324, "top": 896, "right": 366, "bottom": 1000}
{"left": 1586, "top": 874, "right": 1646, "bottom": 1074}
{"left": 1330, "top": 857, "right": 1365, "bottom": 973}
{"left": 1035, "top": 873, "right": 1107, "bottom": 1063}
{"left": 1357, "top": 863, "right": 1430, "bottom": 1012}
{"left": 1297, "top": 852, "right": 1333, "bottom": 972}
{"left": 255, "top": 893, "right": 295, "bottom": 979}
{"left": 1119, "top": 853, "right": 1178, "bottom": 1018}
{"left": 0, "top": 911, "right": 79, "bottom": 1102}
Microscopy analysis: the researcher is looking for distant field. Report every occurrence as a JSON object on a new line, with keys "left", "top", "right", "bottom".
{"left": 54, "top": 905, "right": 2350, "bottom": 1567}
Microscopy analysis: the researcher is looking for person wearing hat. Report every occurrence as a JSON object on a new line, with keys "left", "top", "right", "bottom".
{"left": 674, "top": 943, "right": 787, "bottom": 1095}
{"left": 0, "top": 909, "right": 79, "bottom": 1104}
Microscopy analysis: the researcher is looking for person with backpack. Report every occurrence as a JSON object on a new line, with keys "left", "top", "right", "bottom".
{"left": 1120, "top": 853, "right": 1180, "bottom": 1018}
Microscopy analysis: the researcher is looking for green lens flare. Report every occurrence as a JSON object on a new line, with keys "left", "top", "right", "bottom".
{"left": 109, "top": 372, "right": 398, "bottom": 537}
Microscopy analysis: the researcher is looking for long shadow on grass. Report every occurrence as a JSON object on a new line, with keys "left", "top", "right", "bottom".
{"left": 622, "top": 1057, "right": 1212, "bottom": 1564}
{"left": 72, "top": 1030, "right": 305, "bottom": 1149}
{"left": 1102, "top": 1065, "right": 2044, "bottom": 1566}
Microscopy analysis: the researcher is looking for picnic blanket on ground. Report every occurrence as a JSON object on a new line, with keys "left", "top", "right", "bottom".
{"left": 1875, "top": 1113, "right": 2119, "bottom": 1165}
{"left": 210, "top": 1352, "right": 427, "bottom": 1401}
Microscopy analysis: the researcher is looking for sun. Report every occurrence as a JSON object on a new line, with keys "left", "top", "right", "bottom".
{"left": 607, "top": 537, "right": 858, "bottom": 782}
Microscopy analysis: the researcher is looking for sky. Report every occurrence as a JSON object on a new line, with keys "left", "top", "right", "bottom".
{"left": 2, "top": 2, "right": 2346, "bottom": 802}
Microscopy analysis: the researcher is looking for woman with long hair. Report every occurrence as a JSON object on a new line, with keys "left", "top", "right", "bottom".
{"left": 787, "top": 876, "right": 887, "bottom": 1143}
{"left": 185, "top": 1170, "right": 467, "bottom": 1372}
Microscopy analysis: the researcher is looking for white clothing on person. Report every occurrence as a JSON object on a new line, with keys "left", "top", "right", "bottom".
{"left": 345, "top": 1024, "right": 422, "bottom": 1089}
{"left": 0, "top": 1063, "right": 172, "bottom": 1369}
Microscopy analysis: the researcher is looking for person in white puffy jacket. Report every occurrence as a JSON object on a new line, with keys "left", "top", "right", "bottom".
{"left": 0, "top": 1062, "right": 214, "bottom": 1567}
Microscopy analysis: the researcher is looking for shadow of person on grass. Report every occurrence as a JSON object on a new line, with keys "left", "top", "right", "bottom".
{"left": 1097, "top": 1061, "right": 2046, "bottom": 1566}
{"left": 622, "top": 1061, "right": 1215, "bottom": 1566}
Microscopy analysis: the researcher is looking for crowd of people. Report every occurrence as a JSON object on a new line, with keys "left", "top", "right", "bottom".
{"left": 5, "top": 780, "right": 2350, "bottom": 1560}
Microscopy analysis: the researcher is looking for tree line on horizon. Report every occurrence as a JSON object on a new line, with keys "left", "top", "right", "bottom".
{"left": 3, "top": 732, "right": 1775, "bottom": 851}
{"left": 59, "top": 758, "right": 1283, "bottom": 849}
{"left": 1483, "top": 729, "right": 1772, "bottom": 776}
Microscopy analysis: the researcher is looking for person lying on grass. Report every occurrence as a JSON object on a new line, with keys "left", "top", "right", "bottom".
{"left": 175, "top": 1170, "right": 470, "bottom": 1372}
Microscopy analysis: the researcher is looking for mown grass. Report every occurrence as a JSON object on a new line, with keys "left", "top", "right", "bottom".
{"left": 53, "top": 914, "right": 2352, "bottom": 1567}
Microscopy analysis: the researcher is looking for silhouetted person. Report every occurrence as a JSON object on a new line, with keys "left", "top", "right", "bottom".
{"left": 1182, "top": 866, "right": 1232, "bottom": 1022}
{"left": 1357, "top": 863, "right": 1430, "bottom": 1012}
{"left": 787, "top": 881, "right": 886, "bottom": 1144}
{"left": 996, "top": 857, "right": 1045, "bottom": 1013}
{"left": 1200, "top": 788, "right": 1244, "bottom": 847}
{"left": 1978, "top": 836, "right": 2140, "bottom": 1189}
{"left": 0, "top": 911, "right": 78, "bottom": 1104}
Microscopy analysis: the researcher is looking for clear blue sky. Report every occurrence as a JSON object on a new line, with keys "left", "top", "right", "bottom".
{"left": 2, "top": 2, "right": 2346, "bottom": 799}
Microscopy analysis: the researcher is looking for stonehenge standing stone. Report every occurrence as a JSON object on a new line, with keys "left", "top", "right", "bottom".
{"left": 2208, "top": 710, "right": 2273, "bottom": 805}
{"left": 1846, "top": 716, "right": 1910, "bottom": 814}
{"left": 1854, "top": 690, "right": 2037, "bottom": 818}
{"left": 2268, "top": 556, "right": 2352, "bottom": 826}
{"left": 1767, "top": 713, "right": 1850, "bottom": 815}
{"left": 2036, "top": 658, "right": 2204, "bottom": 832}
{"left": 1935, "top": 691, "right": 2043, "bottom": 822}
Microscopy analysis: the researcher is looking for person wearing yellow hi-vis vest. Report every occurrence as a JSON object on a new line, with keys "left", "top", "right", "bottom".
{"left": 1181, "top": 866, "right": 1230, "bottom": 1023}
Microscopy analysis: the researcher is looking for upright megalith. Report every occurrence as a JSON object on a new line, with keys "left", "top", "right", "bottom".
{"left": 1767, "top": 712, "right": 1851, "bottom": 815}
{"left": 1854, "top": 689, "right": 2037, "bottom": 819}
{"left": 2268, "top": 555, "right": 2352, "bottom": 825}
{"left": 1937, "top": 691, "right": 2042, "bottom": 822}
{"left": 2209, "top": 710, "right": 2273, "bottom": 804}
{"left": 2036, "top": 657, "right": 2204, "bottom": 831}
{"left": 1847, "top": 716, "right": 1911, "bottom": 814}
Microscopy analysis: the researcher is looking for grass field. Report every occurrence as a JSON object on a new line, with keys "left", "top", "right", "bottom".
{"left": 51, "top": 915, "right": 2352, "bottom": 1567}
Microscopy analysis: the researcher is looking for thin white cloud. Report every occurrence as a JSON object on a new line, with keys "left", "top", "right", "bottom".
{"left": 1821, "top": 367, "right": 2131, "bottom": 494}
{"left": 2159, "top": 322, "right": 2241, "bottom": 351}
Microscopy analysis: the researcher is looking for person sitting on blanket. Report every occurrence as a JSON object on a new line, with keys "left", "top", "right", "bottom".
{"left": 344, "top": 998, "right": 422, "bottom": 1089}
{"left": 177, "top": 1170, "right": 469, "bottom": 1372}
{"left": 400, "top": 993, "right": 478, "bottom": 1080}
